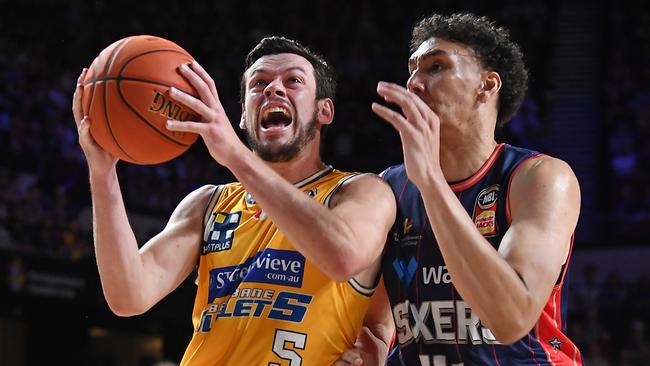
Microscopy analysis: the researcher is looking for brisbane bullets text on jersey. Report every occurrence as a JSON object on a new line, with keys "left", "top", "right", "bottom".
{"left": 180, "top": 167, "right": 376, "bottom": 366}
{"left": 382, "top": 144, "right": 582, "bottom": 366}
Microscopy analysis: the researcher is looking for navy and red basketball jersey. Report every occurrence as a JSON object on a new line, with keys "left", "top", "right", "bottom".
{"left": 382, "top": 143, "right": 582, "bottom": 365}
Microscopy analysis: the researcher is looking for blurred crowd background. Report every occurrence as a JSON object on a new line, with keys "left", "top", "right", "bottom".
{"left": 1, "top": 0, "right": 649, "bottom": 365}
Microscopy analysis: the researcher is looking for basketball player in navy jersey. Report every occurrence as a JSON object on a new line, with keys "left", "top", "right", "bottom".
{"left": 338, "top": 13, "right": 583, "bottom": 365}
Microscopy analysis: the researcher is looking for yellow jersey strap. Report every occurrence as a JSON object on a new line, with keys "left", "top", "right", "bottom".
{"left": 324, "top": 172, "right": 369, "bottom": 207}
{"left": 203, "top": 184, "right": 226, "bottom": 228}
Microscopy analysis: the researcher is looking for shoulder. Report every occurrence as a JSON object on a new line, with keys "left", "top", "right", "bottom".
{"left": 330, "top": 173, "right": 396, "bottom": 208}
{"left": 379, "top": 163, "right": 406, "bottom": 181}
{"left": 513, "top": 155, "right": 578, "bottom": 188}
{"left": 170, "top": 184, "right": 220, "bottom": 220}
{"left": 509, "top": 155, "right": 581, "bottom": 213}
{"left": 185, "top": 184, "right": 221, "bottom": 203}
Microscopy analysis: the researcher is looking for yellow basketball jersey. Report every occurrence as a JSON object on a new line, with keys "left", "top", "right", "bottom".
{"left": 180, "top": 167, "right": 376, "bottom": 366}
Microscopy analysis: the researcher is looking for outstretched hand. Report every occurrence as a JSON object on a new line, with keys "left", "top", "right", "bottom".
{"left": 371, "top": 81, "right": 443, "bottom": 187}
{"left": 165, "top": 61, "right": 248, "bottom": 168}
{"left": 71, "top": 68, "right": 118, "bottom": 175}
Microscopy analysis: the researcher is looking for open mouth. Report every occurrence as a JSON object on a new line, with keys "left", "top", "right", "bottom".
{"left": 260, "top": 106, "right": 293, "bottom": 131}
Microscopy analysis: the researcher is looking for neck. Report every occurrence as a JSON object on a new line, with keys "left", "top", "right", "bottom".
{"left": 263, "top": 144, "right": 327, "bottom": 184}
{"left": 439, "top": 125, "right": 497, "bottom": 183}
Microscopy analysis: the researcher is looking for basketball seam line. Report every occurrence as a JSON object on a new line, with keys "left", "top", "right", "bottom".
{"left": 84, "top": 76, "right": 198, "bottom": 98}
{"left": 104, "top": 37, "right": 141, "bottom": 163}
{"left": 115, "top": 48, "right": 196, "bottom": 148}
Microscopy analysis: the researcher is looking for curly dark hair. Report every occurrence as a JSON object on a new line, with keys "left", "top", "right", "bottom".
{"left": 239, "top": 36, "right": 337, "bottom": 104}
{"left": 411, "top": 13, "right": 529, "bottom": 126}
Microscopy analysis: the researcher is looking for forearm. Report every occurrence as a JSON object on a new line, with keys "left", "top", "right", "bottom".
{"left": 90, "top": 169, "right": 147, "bottom": 315}
{"left": 420, "top": 178, "right": 534, "bottom": 341}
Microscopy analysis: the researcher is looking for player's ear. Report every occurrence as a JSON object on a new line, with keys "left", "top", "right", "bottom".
{"left": 239, "top": 104, "right": 246, "bottom": 129}
{"left": 478, "top": 71, "right": 501, "bottom": 103}
{"left": 316, "top": 98, "right": 334, "bottom": 126}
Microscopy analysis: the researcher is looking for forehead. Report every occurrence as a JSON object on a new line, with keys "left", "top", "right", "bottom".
{"left": 409, "top": 37, "right": 478, "bottom": 66}
{"left": 246, "top": 53, "right": 315, "bottom": 79}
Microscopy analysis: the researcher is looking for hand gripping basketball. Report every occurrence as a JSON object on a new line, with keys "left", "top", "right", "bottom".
{"left": 165, "top": 62, "right": 249, "bottom": 169}
{"left": 81, "top": 35, "right": 201, "bottom": 165}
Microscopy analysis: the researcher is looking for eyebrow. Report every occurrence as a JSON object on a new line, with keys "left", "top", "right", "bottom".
{"left": 409, "top": 49, "right": 448, "bottom": 69}
{"left": 249, "top": 66, "right": 308, "bottom": 77}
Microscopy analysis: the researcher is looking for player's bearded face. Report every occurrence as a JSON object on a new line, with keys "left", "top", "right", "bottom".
{"left": 242, "top": 53, "right": 323, "bottom": 162}
{"left": 246, "top": 108, "right": 319, "bottom": 162}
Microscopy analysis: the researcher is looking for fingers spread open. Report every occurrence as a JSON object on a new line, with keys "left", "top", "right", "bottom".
{"left": 190, "top": 61, "right": 220, "bottom": 105}
{"left": 177, "top": 64, "right": 215, "bottom": 108}
{"left": 169, "top": 87, "right": 214, "bottom": 121}
{"left": 372, "top": 103, "right": 407, "bottom": 131}
{"left": 165, "top": 119, "right": 205, "bottom": 135}
{"left": 376, "top": 82, "right": 422, "bottom": 123}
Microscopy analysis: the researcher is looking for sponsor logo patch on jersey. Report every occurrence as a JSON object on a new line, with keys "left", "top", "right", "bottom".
{"left": 208, "top": 249, "right": 306, "bottom": 302}
{"left": 475, "top": 210, "right": 497, "bottom": 235}
{"left": 203, "top": 211, "right": 242, "bottom": 254}
{"left": 393, "top": 257, "right": 417, "bottom": 287}
{"left": 474, "top": 185, "right": 499, "bottom": 236}
{"left": 392, "top": 217, "right": 422, "bottom": 247}
{"left": 403, "top": 218, "right": 413, "bottom": 235}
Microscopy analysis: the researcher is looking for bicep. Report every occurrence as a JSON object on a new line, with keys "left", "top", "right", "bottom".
{"left": 139, "top": 185, "right": 216, "bottom": 301}
{"left": 330, "top": 175, "right": 397, "bottom": 259}
{"left": 499, "top": 158, "right": 580, "bottom": 305}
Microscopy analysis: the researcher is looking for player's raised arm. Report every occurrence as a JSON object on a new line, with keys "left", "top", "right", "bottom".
{"left": 92, "top": 180, "right": 212, "bottom": 316}
{"left": 166, "top": 54, "right": 396, "bottom": 285}
{"left": 73, "top": 67, "right": 210, "bottom": 316}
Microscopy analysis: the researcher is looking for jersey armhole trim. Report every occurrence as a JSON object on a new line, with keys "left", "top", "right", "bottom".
{"left": 347, "top": 277, "right": 377, "bottom": 297}
{"left": 203, "top": 185, "right": 225, "bottom": 228}
{"left": 324, "top": 173, "right": 367, "bottom": 208}
{"left": 505, "top": 153, "right": 545, "bottom": 224}
{"left": 195, "top": 185, "right": 225, "bottom": 286}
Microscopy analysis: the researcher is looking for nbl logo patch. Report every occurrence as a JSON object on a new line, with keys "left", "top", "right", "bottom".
{"left": 203, "top": 211, "right": 241, "bottom": 254}
{"left": 477, "top": 185, "right": 499, "bottom": 209}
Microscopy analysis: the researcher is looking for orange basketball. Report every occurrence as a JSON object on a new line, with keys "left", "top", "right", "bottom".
{"left": 81, "top": 35, "right": 200, "bottom": 164}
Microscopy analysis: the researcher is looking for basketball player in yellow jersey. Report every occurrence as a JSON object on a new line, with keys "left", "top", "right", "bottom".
{"left": 72, "top": 36, "right": 396, "bottom": 365}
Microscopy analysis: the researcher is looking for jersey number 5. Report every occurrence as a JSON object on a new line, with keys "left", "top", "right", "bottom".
{"left": 269, "top": 329, "right": 307, "bottom": 366}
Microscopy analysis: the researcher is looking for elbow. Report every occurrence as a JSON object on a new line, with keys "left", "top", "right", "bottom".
{"left": 103, "top": 292, "right": 149, "bottom": 317}
{"left": 319, "top": 258, "right": 363, "bottom": 282}
{"left": 107, "top": 301, "right": 148, "bottom": 317}
{"left": 487, "top": 317, "right": 535, "bottom": 345}
{"left": 327, "top": 266, "right": 356, "bottom": 282}
{"left": 320, "top": 236, "right": 368, "bottom": 282}
{"left": 330, "top": 256, "right": 367, "bottom": 282}
{"left": 493, "top": 330, "right": 527, "bottom": 346}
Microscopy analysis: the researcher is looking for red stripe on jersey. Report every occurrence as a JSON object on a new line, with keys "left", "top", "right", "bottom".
{"left": 491, "top": 344, "right": 502, "bottom": 366}
{"left": 537, "top": 286, "right": 583, "bottom": 365}
{"left": 505, "top": 153, "right": 544, "bottom": 224}
{"left": 450, "top": 144, "right": 505, "bottom": 192}
{"left": 528, "top": 333, "right": 542, "bottom": 366}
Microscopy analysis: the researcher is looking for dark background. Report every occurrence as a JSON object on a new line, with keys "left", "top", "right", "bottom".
{"left": 0, "top": 0, "right": 649, "bottom": 365}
